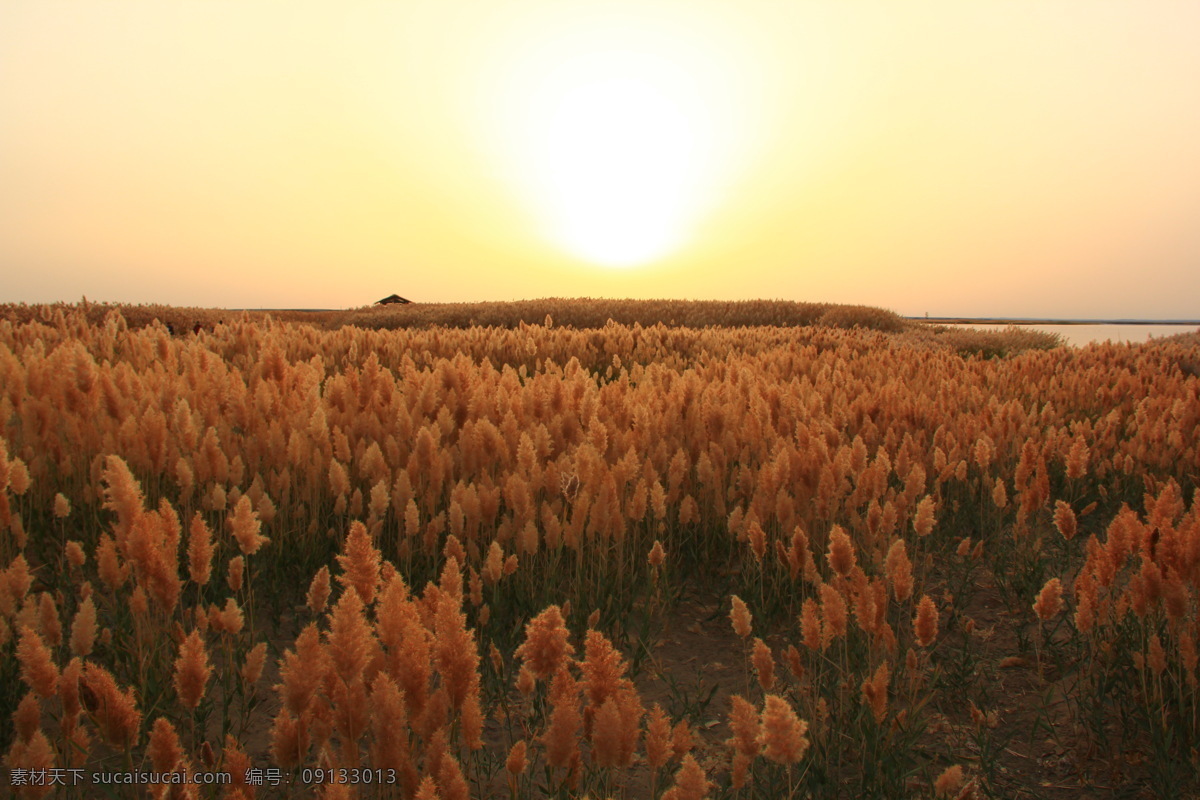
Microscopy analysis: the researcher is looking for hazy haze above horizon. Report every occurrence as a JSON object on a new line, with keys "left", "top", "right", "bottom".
{"left": 3, "top": 1, "right": 1199, "bottom": 319}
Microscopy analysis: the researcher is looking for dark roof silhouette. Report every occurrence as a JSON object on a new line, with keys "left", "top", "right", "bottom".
{"left": 376, "top": 294, "right": 412, "bottom": 305}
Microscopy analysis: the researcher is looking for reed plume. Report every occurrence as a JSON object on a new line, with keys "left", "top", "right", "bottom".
{"left": 174, "top": 629, "right": 212, "bottom": 709}
{"left": 82, "top": 663, "right": 141, "bottom": 748}
{"left": 914, "top": 595, "right": 939, "bottom": 648}
{"left": 516, "top": 605, "right": 574, "bottom": 680}
{"left": 241, "top": 641, "right": 268, "bottom": 687}
{"left": 146, "top": 717, "right": 182, "bottom": 773}
{"left": 229, "top": 495, "right": 268, "bottom": 555}
{"left": 934, "top": 765, "right": 964, "bottom": 797}
{"left": 65, "top": 541, "right": 86, "bottom": 569}
{"left": 912, "top": 495, "right": 936, "bottom": 537}
{"left": 336, "top": 520, "right": 381, "bottom": 605}
{"left": 542, "top": 665, "right": 581, "bottom": 771}
{"left": 69, "top": 595, "right": 97, "bottom": 657}
{"left": 861, "top": 660, "right": 891, "bottom": 723}
{"left": 663, "top": 753, "right": 711, "bottom": 800}
{"left": 819, "top": 583, "right": 847, "bottom": 648}
{"left": 730, "top": 595, "right": 752, "bottom": 639}
{"left": 16, "top": 626, "right": 58, "bottom": 698}
{"left": 826, "top": 525, "right": 855, "bottom": 577}
{"left": 307, "top": 566, "right": 332, "bottom": 615}
{"left": 1053, "top": 500, "right": 1077, "bottom": 541}
{"left": 13, "top": 692, "right": 40, "bottom": 743}
{"left": 759, "top": 694, "right": 809, "bottom": 765}
{"left": 326, "top": 588, "right": 375, "bottom": 685}
{"left": 752, "top": 638, "right": 775, "bottom": 691}
{"left": 645, "top": 703, "right": 672, "bottom": 771}
{"left": 4, "top": 729, "right": 54, "bottom": 799}
{"left": 885, "top": 539, "right": 913, "bottom": 602}
{"left": 1033, "top": 578, "right": 1063, "bottom": 621}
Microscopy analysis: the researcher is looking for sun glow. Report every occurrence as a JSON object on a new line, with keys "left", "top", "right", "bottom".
{"left": 524, "top": 57, "right": 709, "bottom": 267}
{"left": 478, "top": 8, "right": 760, "bottom": 268}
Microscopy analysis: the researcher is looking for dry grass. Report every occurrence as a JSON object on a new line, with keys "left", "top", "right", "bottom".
{"left": 1, "top": 297, "right": 911, "bottom": 334}
{"left": 0, "top": 301, "right": 1197, "bottom": 799}
{"left": 906, "top": 323, "right": 1065, "bottom": 357}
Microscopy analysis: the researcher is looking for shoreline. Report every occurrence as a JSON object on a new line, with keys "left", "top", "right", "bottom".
{"left": 912, "top": 318, "right": 1200, "bottom": 326}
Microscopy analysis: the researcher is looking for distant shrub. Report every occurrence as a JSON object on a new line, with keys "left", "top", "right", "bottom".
{"left": 343, "top": 297, "right": 910, "bottom": 333}
{"left": 913, "top": 324, "right": 1064, "bottom": 358}
{"left": 815, "top": 304, "right": 908, "bottom": 333}
{"left": 2, "top": 298, "right": 911, "bottom": 334}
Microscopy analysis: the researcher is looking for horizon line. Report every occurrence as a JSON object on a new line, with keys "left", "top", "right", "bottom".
{"left": 914, "top": 317, "right": 1200, "bottom": 326}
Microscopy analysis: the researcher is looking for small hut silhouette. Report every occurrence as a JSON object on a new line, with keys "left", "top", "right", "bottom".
{"left": 376, "top": 294, "right": 412, "bottom": 305}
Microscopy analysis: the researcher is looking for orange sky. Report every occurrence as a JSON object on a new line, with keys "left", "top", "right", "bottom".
{"left": 2, "top": 2, "right": 1199, "bottom": 318}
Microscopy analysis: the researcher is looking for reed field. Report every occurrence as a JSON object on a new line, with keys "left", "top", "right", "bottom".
{"left": 2, "top": 300, "right": 1199, "bottom": 799}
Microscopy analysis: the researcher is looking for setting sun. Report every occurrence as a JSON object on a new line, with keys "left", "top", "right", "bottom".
{"left": 525, "top": 66, "right": 705, "bottom": 268}
{"left": 477, "top": 6, "right": 758, "bottom": 269}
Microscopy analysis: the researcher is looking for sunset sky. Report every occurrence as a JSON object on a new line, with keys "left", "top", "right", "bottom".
{"left": 3, "top": 2, "right": 1199, "bottom": 318}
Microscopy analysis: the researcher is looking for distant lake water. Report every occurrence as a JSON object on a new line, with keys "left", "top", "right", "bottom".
{"left": 933, "top": 323, "right": 1199, "bottom": 348}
